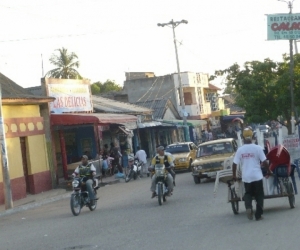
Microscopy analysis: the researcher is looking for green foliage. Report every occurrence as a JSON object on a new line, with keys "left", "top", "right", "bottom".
{"left": 91, "top": 80, "right": 122, "bottom": 94}
{"left": 212, "top": 54, "right": 300, "bottom": 134}
{"left": 91, "top": 84, "right": 100, "bottom": 94}
{"left": 45, "top": 47, "right": 82, "bottom": 79}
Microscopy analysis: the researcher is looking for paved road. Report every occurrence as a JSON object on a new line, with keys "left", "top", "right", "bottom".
{"left": 1, "top": 173, "right": 300, "bottom": 250}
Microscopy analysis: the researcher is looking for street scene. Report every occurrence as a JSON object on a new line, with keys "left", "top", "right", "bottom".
{"left": 1, "top": 172, "right": 300, "bottom": 250}
{"left": 2, "top": 1, "right": 300, "bottom": 250}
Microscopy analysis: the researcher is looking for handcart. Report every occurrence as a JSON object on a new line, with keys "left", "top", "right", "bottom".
{"left": 214, "top": 145, "right": 296, "bottom": 215}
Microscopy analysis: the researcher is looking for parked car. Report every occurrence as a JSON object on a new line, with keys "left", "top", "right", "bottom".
{"left": 258, "top": 125, "right": 271, "bottom": 138}
{"left": 191, "top": 138, "right": 238, "bottom": 184}
{"left": 165, "top": 142, "right": 198, "bottom": 172}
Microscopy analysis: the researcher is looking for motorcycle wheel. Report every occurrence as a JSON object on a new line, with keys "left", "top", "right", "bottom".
{"left": 158, "top": 183, "right": 163, "bottom": 206}
{"left": 70, "top": 193, "right": 81, "bottom": 216}
{"left": 125, "top": 171, "right": 133, "bottom": 183}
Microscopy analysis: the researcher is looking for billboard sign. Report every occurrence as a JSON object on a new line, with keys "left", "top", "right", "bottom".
{"left": 267, "top": 13, "right": 300, "bottom": 40}
{"left": 45, "top": 79, "right": 93, "bottom": 113}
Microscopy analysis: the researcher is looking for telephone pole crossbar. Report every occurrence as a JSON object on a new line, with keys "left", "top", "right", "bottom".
{"left": 157, "top": 19, "right": 190, "bottom": 141}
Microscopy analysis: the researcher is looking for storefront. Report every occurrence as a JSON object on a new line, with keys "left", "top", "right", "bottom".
{"left": 51, "top": 113, "right": 137, "bottom": 180}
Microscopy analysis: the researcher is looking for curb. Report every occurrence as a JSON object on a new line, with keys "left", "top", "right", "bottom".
{"left": 0, "top": 179, "right": 121, "bottom": 218}
{"left": 0, "top": 192, "right": 71, "bottom": 218}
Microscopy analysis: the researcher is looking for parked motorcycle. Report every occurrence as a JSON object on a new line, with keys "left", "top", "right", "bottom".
{"left": 125, "top": 159, "right": 142, "bottom": 183}
{"left": 154, "top": 164, "right": 170, "bottom": 205}
{"left": 70, "top": 176, "right": 99, "bottom": 216}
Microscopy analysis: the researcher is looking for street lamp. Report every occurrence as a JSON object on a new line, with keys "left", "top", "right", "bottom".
{"left": 157, "top": 19, "right": 189, "bottom": 140}
{"left": 278, "top": 0, "right": 296, "bottom": 134}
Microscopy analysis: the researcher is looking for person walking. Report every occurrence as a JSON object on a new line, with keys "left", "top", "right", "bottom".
{"left": 110, "top": 142, "right": 123, "bottom": 174}
{"left": 232, "top": 128, "right": 269, "bottom": 221}
{"left": 135, "top": 146, "right": 147, "bottom": 177}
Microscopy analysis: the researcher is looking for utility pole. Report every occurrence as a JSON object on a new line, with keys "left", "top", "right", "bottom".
{"left": 0, "top": 85, "right": 13, "bottom": 209}
{"left": 157, "top": 19, "right": 190, "bottom": 141}
{"left": 279, "top": 0, "right": 296, "bottom": 134}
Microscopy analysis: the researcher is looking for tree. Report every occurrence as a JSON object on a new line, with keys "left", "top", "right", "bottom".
{"left": 91, "top": 84, "right": 100, "bottom": 95}
{"left": 91, "top": 80, "right": 122, "bottom": 94}
{"left": 211, "top": 54, "right": 300, "bottom": 134}
{"left": 45, "top": 47, "right": 82, "bottom": 79}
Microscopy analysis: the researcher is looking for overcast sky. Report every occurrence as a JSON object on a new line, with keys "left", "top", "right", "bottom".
{"left": 0, "top": 0, "right": 297, "bottom": 88}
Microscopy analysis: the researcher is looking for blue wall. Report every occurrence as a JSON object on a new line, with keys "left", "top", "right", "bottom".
{"left": 76, "top": 126, "right": 96, "bottom": 158}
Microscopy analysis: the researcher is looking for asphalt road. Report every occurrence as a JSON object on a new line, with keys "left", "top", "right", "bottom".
{"left": 1, "top": 173, "right": 300, "bottom": 250}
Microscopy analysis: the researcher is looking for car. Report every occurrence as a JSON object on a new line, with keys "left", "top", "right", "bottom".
{"left": 165, "top": 142, "right": 198, "bottom": 172}
{"left": 191, "top": 138, "right": 238, "bottom": 184}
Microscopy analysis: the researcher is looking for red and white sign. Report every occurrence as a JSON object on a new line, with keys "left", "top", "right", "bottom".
{"left": 283, "top": 136, "right": 300, "bottom": 151}
{"left": 46, "top": 79, "right": 93, "bottom": 113}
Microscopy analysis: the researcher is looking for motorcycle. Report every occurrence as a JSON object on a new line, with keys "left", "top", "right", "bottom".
{"left": 125, "top": 159, "right": 142, "bottom": 183}
{"left": 70, "top": 175, "right": 99, "bottom": 216}
{"left": 154, "top": 164, "right": 170, "bottom": 205}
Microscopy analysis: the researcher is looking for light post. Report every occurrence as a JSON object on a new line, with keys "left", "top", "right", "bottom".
{"left": 279, "top": 0, "right": 296, "bottom": 133}
{"left": 157, "top": 19, "right": 189, "bottom": 141}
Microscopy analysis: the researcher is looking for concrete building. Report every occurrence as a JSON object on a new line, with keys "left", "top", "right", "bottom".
{"left": 0, "top": 72, "right": 54, "bottom": 204}
{"left": 123, "top": 71, "right": 226, "bottom": 121}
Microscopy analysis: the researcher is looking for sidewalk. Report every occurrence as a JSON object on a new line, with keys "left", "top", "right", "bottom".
{"left": 0, "top": 174, "right": 121, "bottom": 217}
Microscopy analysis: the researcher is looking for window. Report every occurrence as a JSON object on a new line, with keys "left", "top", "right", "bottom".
{"left": 184, "top": 92, "right": 193, "bottom": 105}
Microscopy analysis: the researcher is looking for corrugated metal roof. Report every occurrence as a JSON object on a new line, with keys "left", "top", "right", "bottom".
{"left": 92, "top": 95, "right": 152, "bottom": 114}
{"left": 134, "top": 99, "right": 168, "bottom": 119}
{"left": 0, "top": 73, "right": 50, "bottom": 100}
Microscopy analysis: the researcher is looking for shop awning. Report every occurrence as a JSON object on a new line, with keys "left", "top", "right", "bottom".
{"left": 137, "top": 121, "right": 162, "bottom": 128}
{"left": 161, "top": 119, "right": 207, "bottom": 127}
{"left": 51, "top": 113, "right": 137, "bottom": 127}
{"left": 221, "top": 115, "right": 244, "bottom": 122}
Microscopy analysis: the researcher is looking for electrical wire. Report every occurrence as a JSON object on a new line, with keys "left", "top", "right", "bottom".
{"left": 135, "top": 77, "right": 158, "bottom": 103}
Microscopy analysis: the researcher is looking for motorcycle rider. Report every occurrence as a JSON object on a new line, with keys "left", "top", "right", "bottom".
{"left": 149, "top": 146, "right": 174, "bottom": 198}
{"left": 72, "top": 155, "right": 97, "bottom": 203}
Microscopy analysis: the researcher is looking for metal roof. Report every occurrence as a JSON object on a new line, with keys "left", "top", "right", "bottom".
{"left": 0, "top": 73, "right": 51, "bottom": 101}
{"left": 134, "top": 99, "right": 181, "bottom": 119}
{"left": 92, "top": 95, "right": 152, "bottom": 114}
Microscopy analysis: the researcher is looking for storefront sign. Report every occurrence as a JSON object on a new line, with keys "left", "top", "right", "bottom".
{"left": 283, "top": 135, "right": 300, "bottom": 162}
{"left": 267, "top": 13, "right": 300, "bottom": 40}
{"left": 283, "top": 136, "right": 300, "bottom": 151}
{"left": 46, "top": 79, "right": 93, "bottom": 113}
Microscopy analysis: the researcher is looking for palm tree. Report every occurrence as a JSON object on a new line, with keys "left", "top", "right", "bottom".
{"left": 45, "top": 47, "right": 82, "bottom": 79}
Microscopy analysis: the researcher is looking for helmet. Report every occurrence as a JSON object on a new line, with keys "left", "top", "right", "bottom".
{"left": 128, "top": 156, "right": 134, "bottom": 162}
{"left": 243, "top": 128, "right": 253, "bottom": 139}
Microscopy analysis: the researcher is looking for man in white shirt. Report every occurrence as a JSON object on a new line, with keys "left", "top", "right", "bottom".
{"left": 232, "top": 128, "right": 269, "bottom": 221}
{"left": 135, "top": 146, "right": 147, "bottom": 176}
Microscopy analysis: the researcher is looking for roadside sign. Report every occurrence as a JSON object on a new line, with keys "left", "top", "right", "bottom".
{"left": 267, "top": 13, "right": 300, "bottom": 40}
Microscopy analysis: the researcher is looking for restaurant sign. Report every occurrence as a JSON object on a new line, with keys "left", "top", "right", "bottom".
{"left": 46, "top": 79, "right": 93, "bottom": 113}
{"left": 267, "top": 13, "right": 300, "bottom": 40}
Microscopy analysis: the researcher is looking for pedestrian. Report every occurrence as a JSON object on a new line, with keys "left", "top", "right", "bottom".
{"left": 135, "top": 146, "right": 147, "bottom": 177}
{"left": 232, "top": 128, "right": 269, "bottom": 221}
{"left": 110, "top": 142, "right": 123, "bottom": 174}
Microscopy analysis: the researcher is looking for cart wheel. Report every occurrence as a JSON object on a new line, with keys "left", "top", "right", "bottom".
{"left": 230, "top": 189, "right": 239, "bottom": 214}
{"left": 287, "top": 182, "right": 295, "bottom": 209}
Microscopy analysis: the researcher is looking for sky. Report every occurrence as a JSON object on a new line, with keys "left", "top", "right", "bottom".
{"left": 0, "top": 0, "right": 298, "bottom": 89}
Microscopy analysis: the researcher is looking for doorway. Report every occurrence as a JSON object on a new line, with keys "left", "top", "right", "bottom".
{"left": 20, "top": 137, "right": 30, "bottom": 193}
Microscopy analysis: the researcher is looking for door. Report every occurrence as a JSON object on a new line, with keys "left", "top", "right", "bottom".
{"left": 20, "top": 137, "right": 30, "bottom": 193}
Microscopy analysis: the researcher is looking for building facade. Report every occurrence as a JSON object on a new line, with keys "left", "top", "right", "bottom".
{"left": 123, "top": 71, "right": 226, "bottom": 121}
{"left": 0, "top": 72, "right": 54, "bottom": 205}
